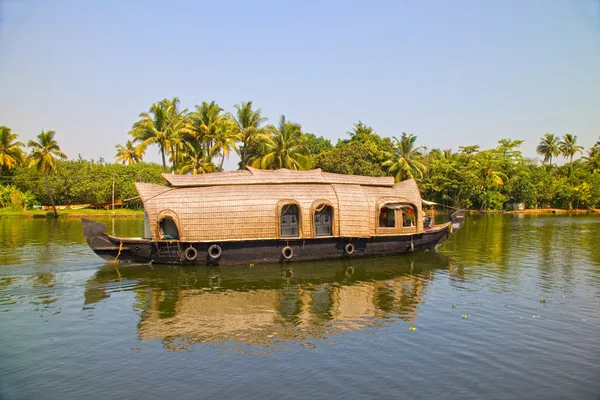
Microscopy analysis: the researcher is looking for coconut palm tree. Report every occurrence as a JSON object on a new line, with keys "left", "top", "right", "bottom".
{"left": 185, "top": 101, "right": 224, "bottom": 157}
{"left": 559, "top": 133, "right": 584, "bottom": 164}
{"left": 211, "top": 117, "right": 241, "bottom": 171}
{"left": 382, "top": 133, "right": 427, "bottom": 182}
{"left": 536, "top": 133, "right": 561, "bottom": 166}
{"left": 229, "top": 101, "right": 268, "bottom": 167}
{"left": 583, "top": 137, "right": 600, "bottom": 173}
{"left": 471, "top": 150, "right": 508, "bottom": 211}
{"left": 347, "top": 121, "right": 374, "bottom": 138}
{"left": 28, "top": 130, "right": 67, "bottom": 217}
{"left": 250, "top": 115, "right": 310, "bottom": 170}
{"left": 129, "top": 97, "right": 186, "bottom": 173}
{"left": 177, "top": 142, "right": 217, "bottom": 175}
{"left": 0, "top": 126, "right": 26, "bottom": 173}
{"left": 115, "top": 140, "right": 145, "bottom": 165}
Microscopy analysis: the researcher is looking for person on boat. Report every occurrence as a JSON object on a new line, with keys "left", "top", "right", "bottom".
{"left": 159, "top": 219, "right": 178, "bottom": 240}
{"left": 423, "top": 214, "right": 431, "bottom": 228}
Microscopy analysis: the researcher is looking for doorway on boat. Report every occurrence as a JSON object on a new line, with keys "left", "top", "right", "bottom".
{"left": 159, "top": 217, "right": 179, "bottom": 240}
{"left": 314, "top": 204, "right": 333, "bottom": 236}
{"left": 281, "top": 204, "right": 300, "bottom": 237}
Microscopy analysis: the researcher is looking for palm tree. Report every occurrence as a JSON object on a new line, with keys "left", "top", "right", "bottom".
{"left": 185, "top": 101, "right": 224, "bottom": 156}
{"left": 250, "top": 115, "right": 310, "bottom": 170}
{"left": 211, "top": 117, "right": 241, "bottom": 171}
{"left": 115, "top": 140, "right": 145, "bottom": 165}
{"left": 229, "top": 101, "right": 268, "bottom": 167}
{"left": 129, "top": 97, "right": 186, "bottom": 173}
{"left": 471, "top": 150, "right": 508, "bottom": 211}
{"left": 28, "top": 130, "right": 67, "bottom": 217}
{"left": 559, "top": 133, "right": 584, "bottom": 164}
{"left": 536, "top": 133, "right": 561, "bottom": 166}
{"left": 583, "top": 137, "right": 600, "bottom": 173}
{"left": 0, "top": 126, "right": 26, "bottom": 174}
{"left": 382, "top": 133, "right": 427, "bottom": 182}
{"left": 347, "top": 121, "right": 374, "bottom": 138}
{"left": 177, "top": 142, "right": 217, "bottom": 175}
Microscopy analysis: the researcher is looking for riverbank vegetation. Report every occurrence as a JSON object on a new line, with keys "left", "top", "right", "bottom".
{"left": 1, "top": 98, "right": 599, "bottom": 212}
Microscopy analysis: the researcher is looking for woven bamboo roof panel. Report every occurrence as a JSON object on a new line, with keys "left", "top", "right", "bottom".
{"left": 162, "top": 167, "right": 395, "bottom": 188}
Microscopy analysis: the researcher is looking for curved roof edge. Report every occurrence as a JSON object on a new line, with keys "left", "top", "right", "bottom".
{"left": 135, "top": 182, "right": 174, "bottom": 203}
{"left": 161, "top": 166, "right": 395, "bottom": 188}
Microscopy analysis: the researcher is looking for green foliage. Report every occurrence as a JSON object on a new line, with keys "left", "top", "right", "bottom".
{"left": 129, "top": 97, "right": 187, "bottom": 173}
{"left": 249, "top": 115, "right": 310, "bottom": 170}
{"left": 314, "top": 141, "right": 386, "bottom": 177}
{"left": 382, "top": 133, "right": 427, "bottom": 182}
{"left": 0, "top": 126, "right": 26, "bottom": 173}
{"left": 0, "top": 185, "right": 36, "bottom": 210}
{"left": 12, "top": 160, "right": 165, "bottom": 208}
{"left": 304, "top": 133, "right": 333, "bottom": 155}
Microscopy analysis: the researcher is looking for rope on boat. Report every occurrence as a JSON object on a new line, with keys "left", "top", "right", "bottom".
{"left": 110, "top": 240, "right": 124, "bottom": 264}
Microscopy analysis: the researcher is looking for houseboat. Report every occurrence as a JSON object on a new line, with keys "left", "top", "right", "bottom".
{"left": 82, "top": 167, "right": 465, "bottom": 265}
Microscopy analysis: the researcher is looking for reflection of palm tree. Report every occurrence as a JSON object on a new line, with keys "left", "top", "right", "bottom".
{"left": 0, "top": 126, "right": 25, "bottom": 173}
{"left": 536, "top": 133, "right": 560, "bottom": 165}
{"left": 28, "top": 130, "right": 67, "bottom": 217}
{"left": 250, "top": 115, "right": 310, "bottom": 170}
{"left": 382, "top": 133, "right": 427, "bottom": 182}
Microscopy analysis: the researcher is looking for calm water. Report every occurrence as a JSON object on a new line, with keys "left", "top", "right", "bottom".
{"left": 1, "top": 215, "right": 599, "bottom": 400}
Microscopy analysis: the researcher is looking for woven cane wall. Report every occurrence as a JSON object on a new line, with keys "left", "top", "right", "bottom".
{"left": 141, "top": 184, "right": 341, "bottom": 241}
{"left": 330, "top": 184, "right": 371, "bottom": 238}
{"left": 137, "top": 177, "right": 423, "bottom": 241}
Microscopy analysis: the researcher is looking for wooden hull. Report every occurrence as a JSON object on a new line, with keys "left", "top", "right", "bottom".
{"left": 82, "top": 210, "right": 465, "bottom": 265}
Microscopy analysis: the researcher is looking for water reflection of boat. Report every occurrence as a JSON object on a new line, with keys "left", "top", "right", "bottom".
{"left": 82, "top": 168, "right": 465, "bottom": 265}
{"left": 84, "top": 252, "right": 456, "bottom": 348}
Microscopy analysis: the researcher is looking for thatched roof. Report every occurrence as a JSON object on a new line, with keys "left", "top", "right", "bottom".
{"left": 162, "top": 167, "right": 395, "bottom": 187}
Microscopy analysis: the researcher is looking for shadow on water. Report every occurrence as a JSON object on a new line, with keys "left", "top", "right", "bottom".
{"left": 83, "top": 251, "right": 457, "bottom": 350}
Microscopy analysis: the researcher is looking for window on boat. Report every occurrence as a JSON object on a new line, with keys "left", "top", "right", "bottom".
{"left": 314, "top": 204, "right": 333, "bottom": 236}
{"left": 402, "top": 206, "right": 416, "bottom": 227}
{"left": 159, "top": 217, "right": 179, "bottom": 240}
{"left": 379, "top": 204, "right": 397, "bottom": 227}
{"left": 281, "top": 204, "right": 300, "bottom": 237}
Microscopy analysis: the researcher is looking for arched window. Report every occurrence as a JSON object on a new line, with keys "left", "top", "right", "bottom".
{"left": 314, "top": 204, "right": 333, "bottom": 236}
{"left": 159, "top": 217, "right": 179, "bottom": 240}
{"left": 280, "top": 204, "right": 300, "bottom": 237}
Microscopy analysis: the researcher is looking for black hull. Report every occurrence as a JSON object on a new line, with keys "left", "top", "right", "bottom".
{"left": 82, "top": 210, "right": 465, "bottom": 266}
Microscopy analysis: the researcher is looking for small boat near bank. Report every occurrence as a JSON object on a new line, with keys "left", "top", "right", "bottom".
{"left": 82, "top": 167, "right": 465, "bottom": 265}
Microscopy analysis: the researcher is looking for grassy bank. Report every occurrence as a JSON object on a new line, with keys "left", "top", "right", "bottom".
{"left": 467, "top": 208, "right": 599, "bottom": 215}
{"left": 0, "top": 208, "right": 144, "bottom": 219}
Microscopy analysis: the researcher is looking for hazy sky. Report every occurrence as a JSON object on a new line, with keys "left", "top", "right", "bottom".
{"left": 1, "top": 0, "right": 599, "bottom": 170}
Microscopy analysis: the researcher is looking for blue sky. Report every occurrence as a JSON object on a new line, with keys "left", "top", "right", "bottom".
{"left": 1, "top": 0, "right": 599, "bottom": 170}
